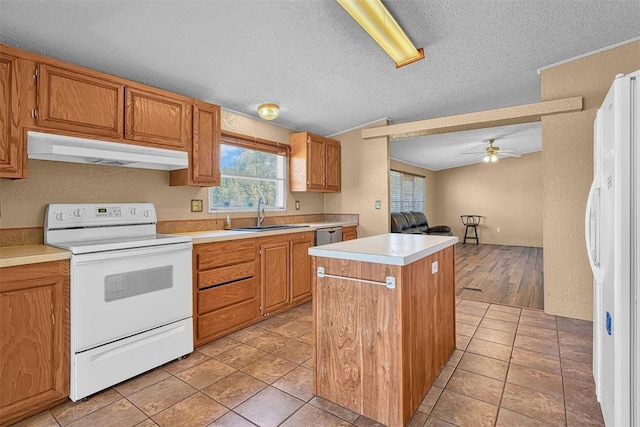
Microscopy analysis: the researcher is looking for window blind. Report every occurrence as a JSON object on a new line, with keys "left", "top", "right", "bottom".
{"left": 390, "top": 169, "right": 425, "bottom": 212}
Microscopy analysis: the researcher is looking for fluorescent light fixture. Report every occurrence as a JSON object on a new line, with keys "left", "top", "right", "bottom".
{"left": 337, "top": 0, "right": 424, "bottom": 68}
{"left": 258, "top": 103, "right": 280, "bottom": 121}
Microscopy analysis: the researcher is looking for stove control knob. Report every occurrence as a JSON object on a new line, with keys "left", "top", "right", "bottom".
{"left": 130, "top": 207, "right": 137, "bottom": 215}
{"left": 56, "top": 212, "right": 67, "bottom": 221}
{"left": 72, "top": 208, "right": 84, "bottom": 217}
{"left": 143, "top": 210, "right": 150, "bottom": 217}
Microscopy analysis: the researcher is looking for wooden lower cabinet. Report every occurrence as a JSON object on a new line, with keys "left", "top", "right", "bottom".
{"left": 260, "top": 239, "right": 290, "bottom": 315}
{"left": 342, "top": 226, "right": 357, "bottom": 241}
{"left": 0, "top": 260, "right": 69, "bottom": 426}
{"left": 290, "top": 234, "right": 313, "bottom": 303}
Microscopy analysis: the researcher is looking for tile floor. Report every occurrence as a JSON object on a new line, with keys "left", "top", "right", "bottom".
{"left": 14, "top": 299, "right": 603, "bottom": 427}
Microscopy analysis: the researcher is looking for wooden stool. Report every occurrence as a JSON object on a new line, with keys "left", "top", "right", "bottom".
{"left": 460, "top": 215, "right": 481, "bottom": 244}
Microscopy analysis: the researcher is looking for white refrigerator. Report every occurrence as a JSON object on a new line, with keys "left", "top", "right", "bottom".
{"left": 586, "top": 69, "right": 639, "bottom": 427}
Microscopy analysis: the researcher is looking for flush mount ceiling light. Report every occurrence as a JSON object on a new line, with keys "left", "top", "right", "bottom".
{"left": 258, "top": 103, "right": 280, "bottom": 121}
{"left": 337, "top": 0, "right": 424, "bottom": 68}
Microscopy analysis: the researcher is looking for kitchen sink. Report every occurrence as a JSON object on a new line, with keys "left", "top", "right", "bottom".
{"left": 231, "top": 224, "right": 310, "bottom": 232}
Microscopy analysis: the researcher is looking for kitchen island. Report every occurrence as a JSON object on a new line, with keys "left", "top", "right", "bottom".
{"left": 309, "top": 233, "right": 458, "bottom": 427}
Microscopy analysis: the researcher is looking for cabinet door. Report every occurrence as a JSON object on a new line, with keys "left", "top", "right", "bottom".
{"left": 0, "top": 261, "right": 69, "bottom": 424}
{"left": 191, "top": 101, "right": 220, "bottom": 185}
{"left": 325, "top": 139, "right": 341, "bottom": 192}
{"left": 0, "top": 54, "right": 20, "bottom": 176}
{"left": 343, "top": 226, "right": 357, "bottom": 241}
{"left": 307, "top": 135, "right": 326, "bottom": 190}
{"left": 125, "top": 86, "right": 190, "bottom": 150}
{"left": 260, "top": 241, "right": 290, "bottom": 315}
{"left": 37, "top": 63, "right": 124, "bottom": 138}
{"left": 290, "top": 236, "right": 313, "bottom": 303}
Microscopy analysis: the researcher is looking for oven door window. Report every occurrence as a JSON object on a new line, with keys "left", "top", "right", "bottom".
{"left": 72, "top": 244, "right": 192, "bottom": 352}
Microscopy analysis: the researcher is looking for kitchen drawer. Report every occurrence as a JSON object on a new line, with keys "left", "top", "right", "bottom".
{"left": 197, "top": 298, "right": 259, "bottom": 340}
{"left": 197, "top": 240, "right": 256, "bottom": 270}
{"left": 198, "top": 261, "right": 255, "bottom": 288}
{"left": 198, "top": 277, "right": 257, "bottom": 314}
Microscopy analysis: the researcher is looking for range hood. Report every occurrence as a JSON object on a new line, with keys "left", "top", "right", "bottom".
{"left": 27, "top": 131, "right": 188, "bottom": 171}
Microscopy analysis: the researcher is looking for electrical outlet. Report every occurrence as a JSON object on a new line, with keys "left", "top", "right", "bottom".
{"left": 497, "top": 227, "right": 501, "bottom": 233}
{"left": 191, "top": 199, "right": 203, "bottom": 212}
{"left": 375, "top": 200, "right": 381, "bottom": 209}
{"left": 432, "top": 261, "right": 438, "bottom": 274}
{"left": 295, "top": 200, "right": 300, "bottom": 210}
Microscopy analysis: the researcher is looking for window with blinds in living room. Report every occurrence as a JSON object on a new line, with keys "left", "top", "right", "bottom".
{"left": 390, "top": 170, "right": 425, "bottom": 212}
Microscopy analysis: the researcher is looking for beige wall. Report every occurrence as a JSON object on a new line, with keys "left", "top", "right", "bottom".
{"left": 540, "top": 40, "right": 640, "bottom": 320}
{"left": 0, "top": 110, "right": 325, "bottom": 229}
{"left": 434, "top": 152, "right": 543, "bottom": 247}
{"left": 389, "top": 159, "right": 438, "bottom": 223}
{"left": 324, "top": 121, "right": 389, "bottom": 237}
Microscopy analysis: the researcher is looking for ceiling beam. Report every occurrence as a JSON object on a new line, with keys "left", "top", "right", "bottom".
{"left": 361, "top": 97, "right": 583, "bottom": 140}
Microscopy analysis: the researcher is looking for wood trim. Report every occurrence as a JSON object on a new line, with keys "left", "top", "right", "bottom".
{"left": 221, "top": 130, "right": 289, "bottom": 156}
{"left": 361, "top": 97, "right": 583, "bottom": 140}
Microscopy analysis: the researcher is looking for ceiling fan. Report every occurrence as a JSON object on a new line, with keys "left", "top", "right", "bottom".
{"left": 462, "top": 138, "right": 521, "bottom": 163}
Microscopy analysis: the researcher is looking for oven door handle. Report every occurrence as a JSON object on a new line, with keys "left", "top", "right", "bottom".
{"left": 72, "top": 242, "right": 192, "bottom": 264}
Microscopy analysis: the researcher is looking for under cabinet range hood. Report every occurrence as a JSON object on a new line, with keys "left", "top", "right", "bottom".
{"left": 27, "top": 131, "right": 188, "bottom": 171}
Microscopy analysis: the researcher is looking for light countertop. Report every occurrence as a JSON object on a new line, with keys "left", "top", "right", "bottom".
{"left": 308, "top": 233, "right": 458, "bottom": 266}
{"left": 175, "top": 222, "right": 358, "bottom": 245}
{"left": 1, "top": 245, "right": 71, "bottom": 268}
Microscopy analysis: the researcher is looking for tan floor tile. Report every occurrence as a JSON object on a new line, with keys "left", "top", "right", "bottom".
{"left": 495, "top": 408, "right": 552, "bottom": 427}
{"left": 473, "top": 327, "right": 515, "bottom": 346}
{"left": 162, "top": 350, "right": 210, "bottom": 375}
{"left": 456, "top": 322, "right": 477, "bottom": 337}
{"left": 484, "top": 309, "right": 520, "bottom": 323}
{"left": 245, "top": 331, "right": 291, "bottom": 353}
{"left": 446, "top": 349, "right": 463, "bottom": 367}
{"left": 458, "top": 299, "right": 490, "bottom": 309}
{"left": 466, "top": 338, "right": 512, "bottom": 361}
{"left": 456, "top": 334, "right": 471, "bottom": 350}
{"left": 507, "top": 364, "right": 564, "bottom": 398}
{"left": 519, "top": 316, "right": 558, "bottom": 331}
{"left": 127, "top": 376, "right": 197, "bottom": 416}
{"left": 207, "top": 411, "right": 255, "bottom": 427}
{"left": 501, "top": 383, "right": 566, "bottom": 427}
{"left": 488, "top": 304, "right": 521, "bottom": 315}
{"left": 479, "top": 317, "right": 518, "bottom": 334}
{"left": 408, "top": 410, "right": 429, "bottom": 427}
{"left": 302, "top": 358, "right": 314, "bottom": 369}
{"left": 456, "top": 304, "right": 488, "bottom": 317}
{"left": 276, "top": 308, "right": 304, "bottom": 321}
{"left": 175, "top": 358, "right": 236, "bottom": 390}
{"left": 241, "top": 354, "right": 297, "bottom": 384}
{"left": 11, "top": 410, "right": 60, "bottom": 427}
{"left": 354, "top": 415, "right": 386, "bottom": 426}
{"left": 425, "top": 417, "right": 457, "bottom": 426}
{"left": 431, "top": 389, "right": 498, "bottom": 427}
{"left": 226, "top": 325, "right": 267, "bottom": 343}
{"left": 257, "top": 316, "right": 291, "bottom": 331}
{"left": 446, "top": 369, "right": 504, "bottom": 405}
{"left": 197, "top": 337, "right": 242, "bottom": 357}
{"left": 510, "top": 347, "right": 562, "bottom": 375}
{"left": 281, "top": 404, "right": 352, "bottom": 427}
{"left": 565, "top": 399, "right": 605, "bottom": 426}
{"left": 560, "top": 342, "right": 593, "bottom": 364}
{"left": 213, "top": 344, "right": 268, "bottom": 369}
{"left": 557, "top": 317, "right": 592, "bottom": 336}
{"left": 234, "top": 386, "right": 304, "bottom": 427}
{"left": 433, "top": 365, "right": 455, "bottom": 388}
{"left": 271, "top": 339, "right": 313, "bottom": 364}
{"left": 202, "top": 370, "right": 267, "bottom": 408}
{"left": 309, "top": 396, "right": 360, "bottom": 423}
{"left": 456, "top": 312, "right": 483, "bottom": 326}
{"left": 520, "top": 308, "right": 556, "bottom": 320}
{"left": 562, "top": 358, "right": 594, "bottom": 382}
{"left": 517, "top": 324, "right": 558, "bottom": 340}
{"left": 135, "top": 420, "right": 158, "bottom": 427}
{"left": 457, "top": 352, "right": 509, "bottom": 381}
{"left": 66, "top": 399, "right": 147, "bottom": 427}
{"left": 151, "top": 392, "right": 227, "bottom": 427}
{"left": 418, "top": 385, "right": 443, "bottom": 414}
{"left": 297, "top": 332, "right": 314, "bottom": 345}
{"left": 514, "top": 334, "right": 559, "bottom": 357}
{"left": 272, "top": 366, "right": 314, "bottom": 401}
{"left": 270, "top": 321, "right": 311, "bottom": 339}
{"left": 51, "top": 389, "right": 122, "bottom": 425}
{"left": 564, "top": 376, "right": 599, "bottom": 407}
{"left": 559, "top": 331, "right": 592, "bottom": 349}
{"left": 114, "top": 368, "right": 171, "bottom": 397}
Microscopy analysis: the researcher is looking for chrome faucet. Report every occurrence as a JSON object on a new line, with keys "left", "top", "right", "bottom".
{"left": 257, "top": 195, "right": 266, "bottom": 226}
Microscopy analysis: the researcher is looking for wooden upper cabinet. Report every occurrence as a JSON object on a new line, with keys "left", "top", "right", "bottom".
{"left": 0, "top": 261, "right": 69, "bottom": 425}
{"left": 170, "top": 100, "right": 221, "bottom": 187}
{"left": 124, "top": 86, "right": 191, "bottom": 151}
{"left": 289, "top": 131, "right": 341, "bottom": 193}
{"left": 36, "top": 63, "right": 124, "bottom": 138}
{"left": 0, "top": 53, "right": 22, "bottom": 178}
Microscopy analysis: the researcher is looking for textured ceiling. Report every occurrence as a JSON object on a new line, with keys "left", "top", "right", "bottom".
{"left": 1, "top": 0, "right": 639, "bottom": 170}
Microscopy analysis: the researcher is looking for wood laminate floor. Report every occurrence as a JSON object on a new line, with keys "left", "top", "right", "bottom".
{"left": 456, "top": 243, "right": 544, "bottom": 310}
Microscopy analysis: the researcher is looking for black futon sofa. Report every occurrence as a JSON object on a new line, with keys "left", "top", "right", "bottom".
{"left": 390, "top": 211, "right": 453, "bottom": 236}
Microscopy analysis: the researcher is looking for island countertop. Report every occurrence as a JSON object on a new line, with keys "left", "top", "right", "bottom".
{"left": 308, "top": 233, "right": 458, "bottom": 266}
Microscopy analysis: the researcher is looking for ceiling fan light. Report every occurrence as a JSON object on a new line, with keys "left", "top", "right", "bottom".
{"left": 490, "top": 154, "right": 498, "bottom": 162}
{"left": 258, "top": 103, "right": 280, "bottom": 121}
{"left": 483, "top": 155, "right": 490, "bottom": 162}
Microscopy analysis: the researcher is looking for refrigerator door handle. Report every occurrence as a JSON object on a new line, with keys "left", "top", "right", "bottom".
{"left": 585, "top": 174, "right": 602, "bottom": 282}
